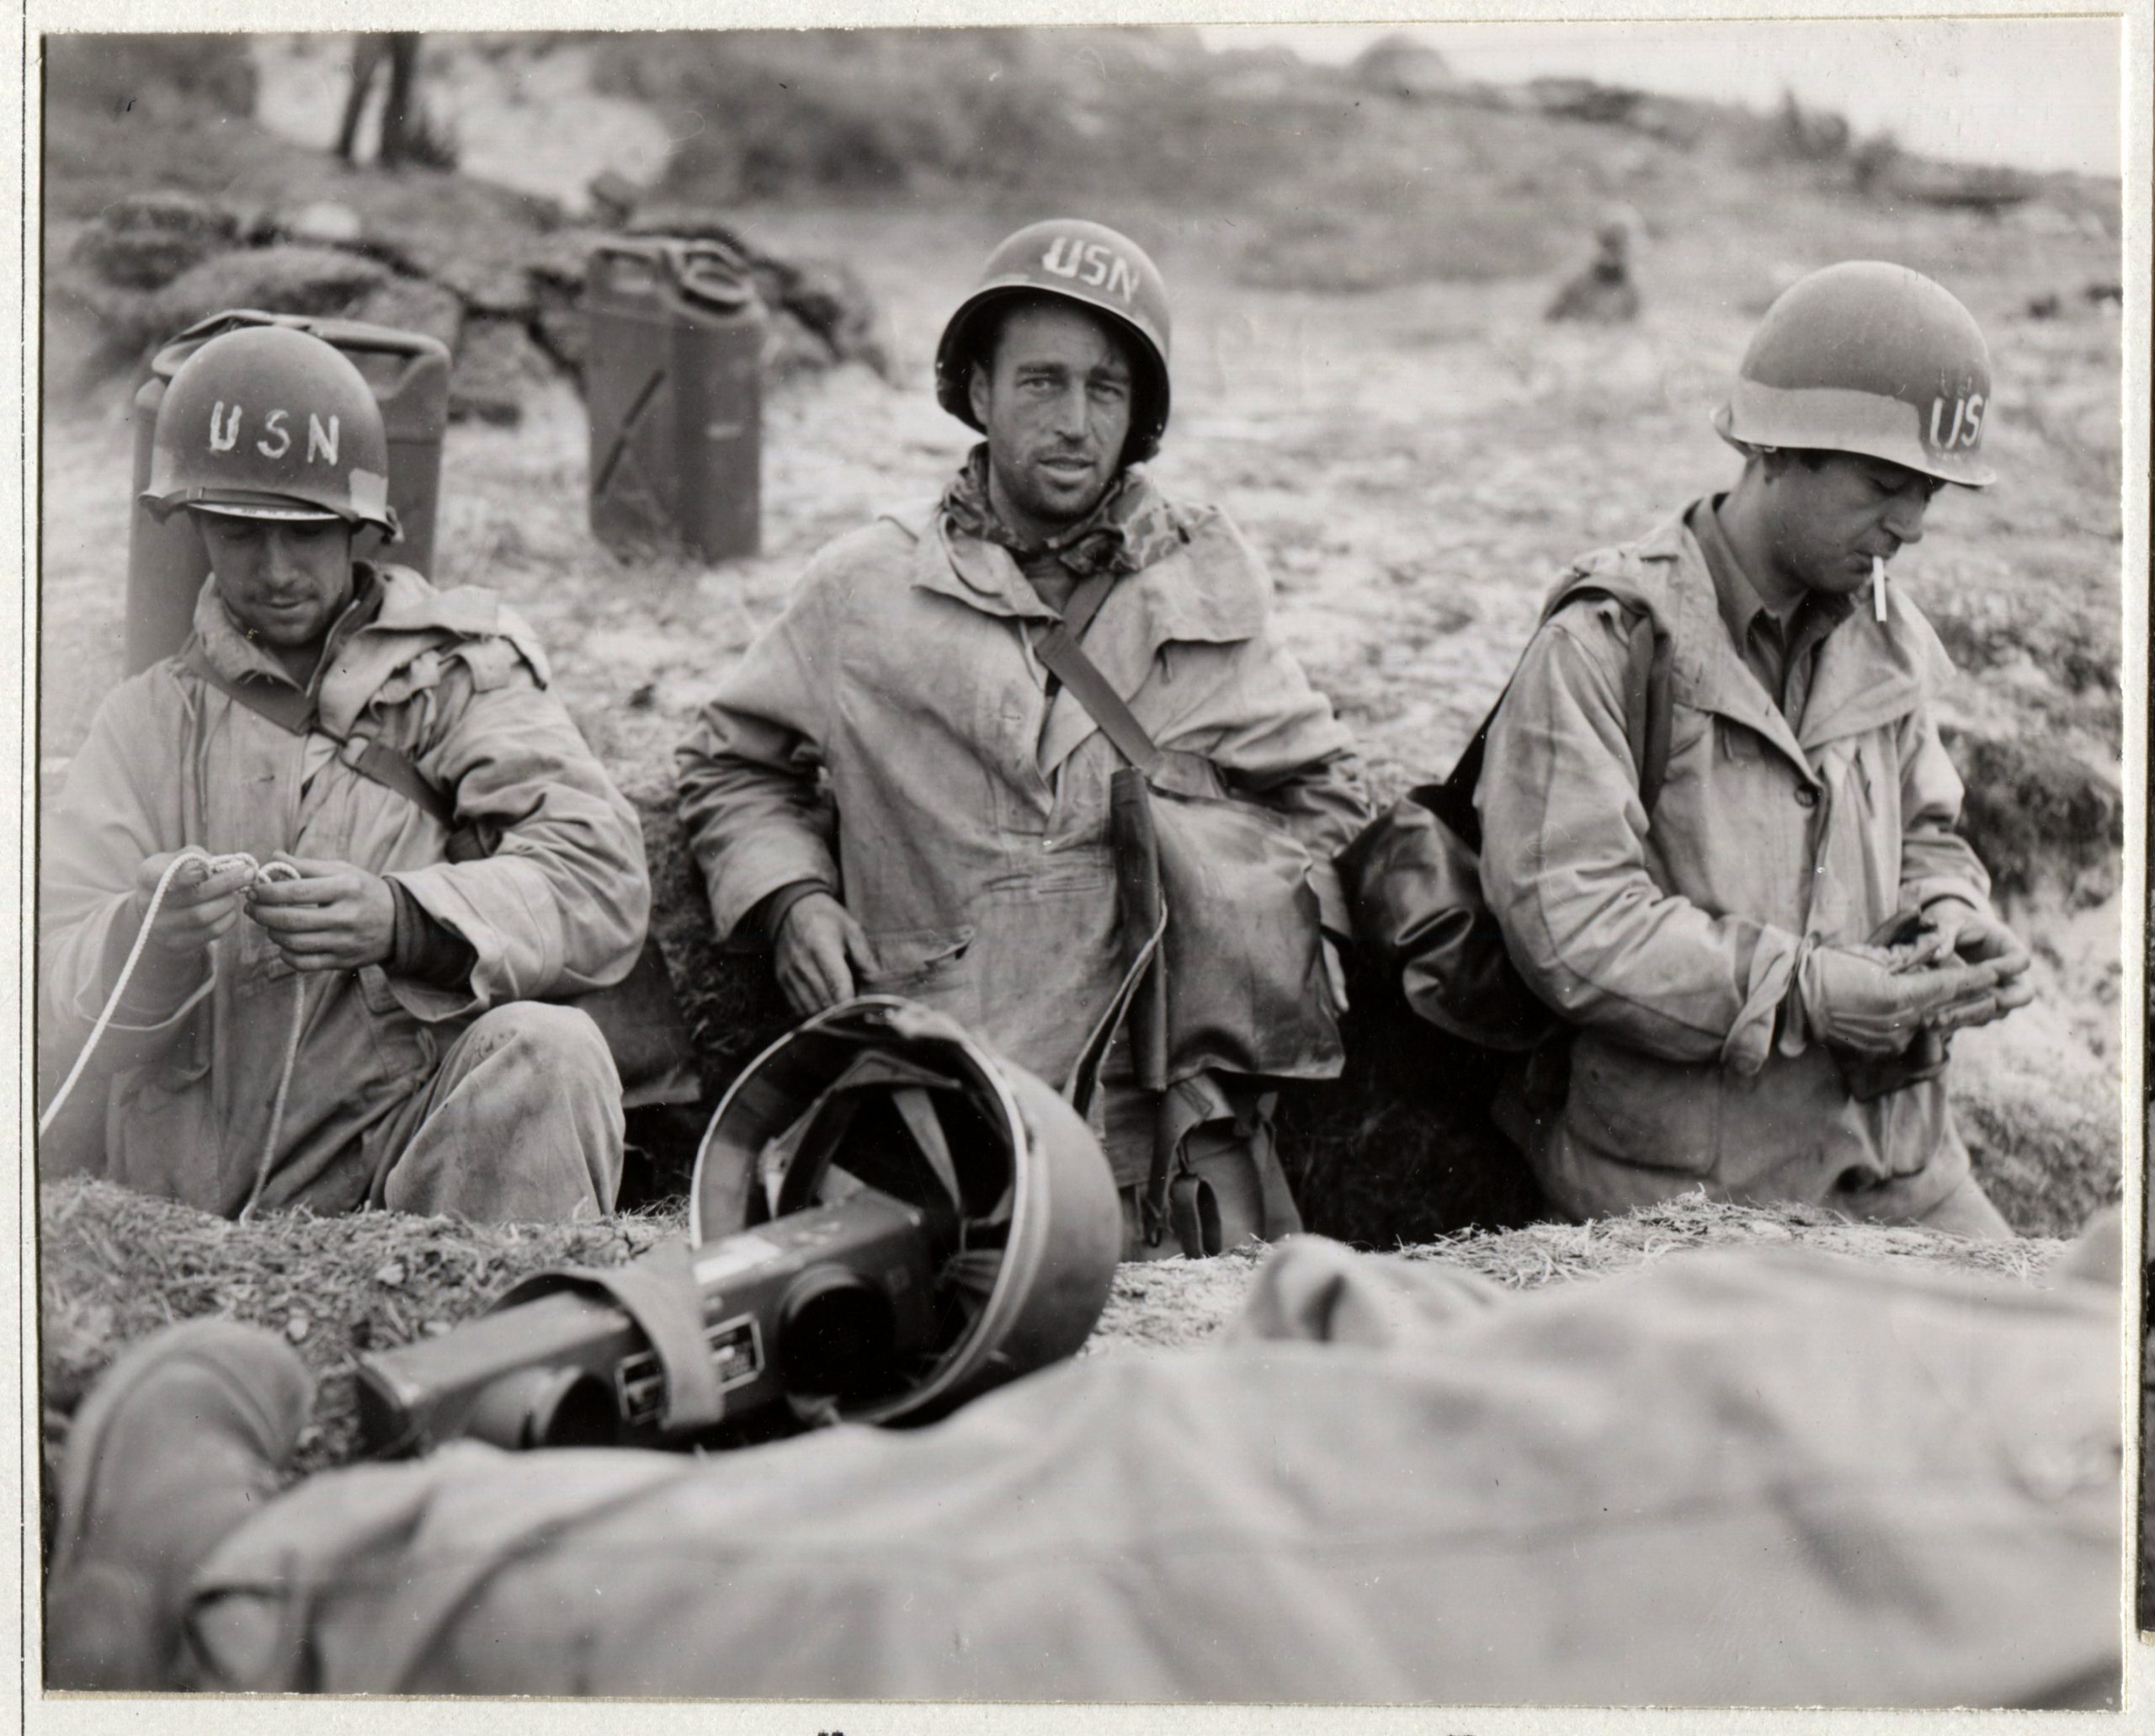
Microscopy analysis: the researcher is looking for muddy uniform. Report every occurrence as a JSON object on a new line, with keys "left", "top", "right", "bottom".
{"left": 1477, "top": 500, "right": 2004, "bottom": 1230}
{"left": 40, "top": 566, "right": 649, "bottom": 1221}
{"left": 677, "top": 467, "right": 1368, "bottom": 1235}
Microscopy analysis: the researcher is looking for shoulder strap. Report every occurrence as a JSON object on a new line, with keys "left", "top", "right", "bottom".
{"left": 1627, "top": 607, "right": 1675, "bottom": 814}
{"left": 1061, "top": 568, "right": 1118, "bottom": 644}
{"left": 1031, "top": 575, "right": 1163, "bottom": 776}
{"left": 1439, "top": 592, "right": 1673, "bottom": 846}
{"left": 179, "top": 645, "right": 459, "bottom": 831}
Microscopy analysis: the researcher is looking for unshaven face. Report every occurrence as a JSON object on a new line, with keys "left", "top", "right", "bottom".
{"left": 968, "top": 301, "right": 1135, "bottom": 544}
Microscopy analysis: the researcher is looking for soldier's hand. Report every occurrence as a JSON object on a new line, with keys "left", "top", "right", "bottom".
{"left": 246, "top": 856, "right": 397, "bottom": 972}
{"left": 134, "top": 851, "right": 252, "bottom": 959}
{"left": 1918, "top": 899, "right": 2034, "bottom": 976}
{"left": 1796, "top": 943, "right": 2012, "bottom": 1057}
{"left": 774, "top": 892, "right": 874, "bottom": 1019}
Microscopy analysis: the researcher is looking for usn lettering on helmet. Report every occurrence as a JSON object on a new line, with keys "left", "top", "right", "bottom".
{"left": 206, "top": 402, "right": 342, "bottom": 466}
{"left": 1040, "top": 237, "right": 1140, "bottom": 303}
{"left": 1928, "top": 394, "right": 1985, "bottom": 450}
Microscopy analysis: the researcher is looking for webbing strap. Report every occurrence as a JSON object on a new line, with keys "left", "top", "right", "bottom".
{"left": 1033, "top": 574, "right": 1163, "bottom": 778}
{"left": 1438, "top": 594, "right": 1670, "bottom": 851}
{"left": 182, "top": 647, "right": 457, "bottom": 830}
{"left": 492, "top": 1242, "right": 726, "bottom": 1435}
{"left": 1061, "top": 897, "right": 1168, "bottom": 1116}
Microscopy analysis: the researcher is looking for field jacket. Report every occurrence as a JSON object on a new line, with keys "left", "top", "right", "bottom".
{"left": 1477, "top": 506, "right": 1993, "bottom": 1219}
{"left": 40, "top": 565, "right": 649, "bottom": 1216}
{"left": 676, "top": 494, "right": 1369, "bottom": 1182}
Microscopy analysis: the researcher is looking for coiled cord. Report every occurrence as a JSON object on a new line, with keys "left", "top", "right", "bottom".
{"left": 41, "top": 846, "right": 310, "bottom": 1224}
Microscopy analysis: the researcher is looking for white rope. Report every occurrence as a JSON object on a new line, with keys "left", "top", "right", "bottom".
{"left": 41, "top": 848, "right": 311, "bottom": 1226}
{"left": 236, "top": 969, "right": 310, "bottom": 1226}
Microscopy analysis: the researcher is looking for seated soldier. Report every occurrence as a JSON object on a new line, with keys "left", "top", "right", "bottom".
{"left": 39, "top": 326, "right": 649, "bottom": 1222}
{"left": 675, "top": 220, "right": 1370, "bottom": 1260}
{"left": 1477, "top": 264, "right": 2035, "bottom": 1234}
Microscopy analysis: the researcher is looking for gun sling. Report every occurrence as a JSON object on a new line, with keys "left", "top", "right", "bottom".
{"left": 1032, "top": 574, "right": 1226, "bottom": 1256}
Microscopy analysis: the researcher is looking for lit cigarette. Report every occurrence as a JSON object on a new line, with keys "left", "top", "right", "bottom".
{"left": 1871, "top": 556, "right": 1887, "bottom": 622}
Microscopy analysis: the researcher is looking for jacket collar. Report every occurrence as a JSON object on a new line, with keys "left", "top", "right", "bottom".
{"left": 190, "top": 567, "right": 381, "bottom": 696}
{"left": 1546, "top": 504, "right": 1946, "bottom": 780}
{"left": 894, "top": 496, "right": 1272, "bottom": 780}
{"left": 907, "top": 498, "right": 1269, "bottom": 647}
{"left": 190, "top": 564, "right": 549, "bottom": 738}
{"left": 1663, "top": 507, "right": 1945, "bottom": 760}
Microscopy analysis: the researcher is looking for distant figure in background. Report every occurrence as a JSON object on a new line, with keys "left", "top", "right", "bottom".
{"left": 1478, "top": 262, "right": 2033, "bottom": 1235}
{"left": 1546, "top": 208, "right": 1642, "bottom": 325}
{"left": 335, "top": 33, "right": 423, "bottom": 168}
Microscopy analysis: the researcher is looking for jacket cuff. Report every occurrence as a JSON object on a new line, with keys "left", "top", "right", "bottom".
{"left": 740, "top": 880, "right": 830, "bottom": 952}
{"left": 106, "top": 972, "right": 215, "bottom": 1036}
{"left": 1896, "top": 875, "right": 1991, "bottom": 914}
{"left": 1721, "top": 927, "right": 1803, "bottom": 1075}
{"left": 710, "top": 849, "right": 841, "bottom": 945}
{"left": 387, "top": 877, "right": 478, "bottom": 991}
{"left": 1910, "top": 884, "right": 1990, "bottom": 920}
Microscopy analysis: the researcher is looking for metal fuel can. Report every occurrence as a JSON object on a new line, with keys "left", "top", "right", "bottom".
{"left": 585, "top": 238, "right": 766, "bottom": 565}
{"left": 125, "top": 310, "right": 450, "bottom": 674}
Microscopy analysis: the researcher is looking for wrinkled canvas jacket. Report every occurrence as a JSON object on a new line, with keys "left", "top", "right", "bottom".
{"left": 40, "top": 565, "right": 650, "bottom": 1216}
{"left": 1477, "top": 505, "right": 1993, "bottom": 1220}
{"left": 676, "top": 486, "right": 1369, "bottom": 1183}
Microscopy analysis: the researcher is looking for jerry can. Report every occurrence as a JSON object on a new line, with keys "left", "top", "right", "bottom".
{"left": 125, "top": 310, "right": 450, "bottom": 674}
{"left": 585, "top": 239, "right": 766, "bottom": 564}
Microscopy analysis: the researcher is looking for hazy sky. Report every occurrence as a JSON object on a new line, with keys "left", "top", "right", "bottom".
{"left": 1199, "top": 18, "right": 2120, "bottom": 178}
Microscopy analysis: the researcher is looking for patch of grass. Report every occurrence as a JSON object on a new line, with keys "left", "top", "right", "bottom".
{"left": 41, "top": 1175, "right": 2072, "bottom": 1507}
{"left": 39, "top": 1178, "right": 688, "bottom": 1478}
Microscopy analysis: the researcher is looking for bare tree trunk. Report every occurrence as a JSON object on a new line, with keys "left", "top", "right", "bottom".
{"left": 334, "top": 35, "right": 387, "bottom": 163}
{"left": 377, "top": 34, "right": 423, "bottom": 168}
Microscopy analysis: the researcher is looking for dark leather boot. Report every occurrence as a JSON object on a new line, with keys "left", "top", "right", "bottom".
{"left": 45, "top": 1319, "right": 313, "bottom": 1691}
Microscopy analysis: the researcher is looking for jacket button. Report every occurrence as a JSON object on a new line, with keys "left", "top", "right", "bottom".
{"left": 1794, "top": 784, "right": 1819, "bottom": 810}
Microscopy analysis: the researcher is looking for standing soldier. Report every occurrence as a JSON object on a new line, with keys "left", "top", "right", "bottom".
{"left": 1477, "top": 262, "right": 2033, "bottom": 1235}
{"left": 677, "top": 219, "right": 1370, "bottom": 1258}
{"left": 40, "top": 326, "right": 650, "bottom": 1222}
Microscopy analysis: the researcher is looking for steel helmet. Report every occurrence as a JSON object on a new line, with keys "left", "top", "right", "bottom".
{"left": 935, "top": 218, "right": 1173, "bottom": 465}
{"left": 141, "top": 324, "right": 401, "bottom": 535}
{"left": 691, "top": 995, "right": 1121, "bottom": 1428}
{"left": 1714, "top": 260, "right": 1996, "bottom": 487}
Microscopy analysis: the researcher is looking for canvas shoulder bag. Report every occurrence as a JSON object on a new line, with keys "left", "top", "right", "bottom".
{"left": 1032, "top": 577, "right": 1344, "bottom": 1093}
{"left": 1338, "top": 590, "right": 1673, "bottom": 1055}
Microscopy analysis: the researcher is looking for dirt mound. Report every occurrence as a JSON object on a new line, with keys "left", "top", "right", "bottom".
{"left": 45, "top": 44, "right": 895, "bottom": 429}
{"left": 66, "top": 191, "right": 242, "bottom": 291}
{"left": 39, "top": 1179, "right": 686, "bottom": 1479}
{"left": 40, "top": 1172, "right": 2068, "bottom": 1534}
{"left": 55, "top": 190, "right": 893, "bottom": 429}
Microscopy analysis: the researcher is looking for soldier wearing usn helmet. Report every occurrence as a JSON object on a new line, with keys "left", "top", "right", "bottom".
{"left": 40, "top": 325, "right": 651, "bottom": 1222}
{"left": 678, "top": 220, "right": 1371, "bottom": 1258}
{"left": 1474, "top": 262, "right": 2033, "bottom": 1235}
